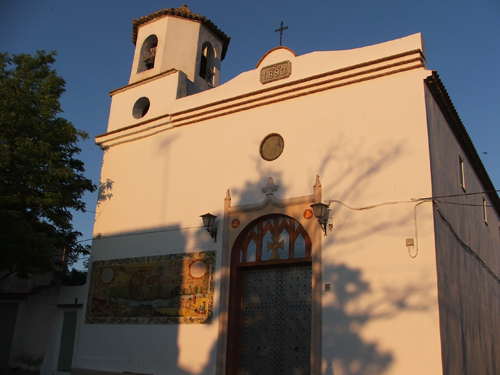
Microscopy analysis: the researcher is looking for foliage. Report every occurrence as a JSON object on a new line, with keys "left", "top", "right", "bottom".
{"left": 53, "top": 268, "right": 88, "bottom": 286}
{"left": 0, "top": 51, "right": 95, "bottom": 281}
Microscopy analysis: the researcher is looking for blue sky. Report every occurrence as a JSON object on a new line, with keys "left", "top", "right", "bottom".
{"left": 1, "top": 0, "right": 499, "bottom": 268}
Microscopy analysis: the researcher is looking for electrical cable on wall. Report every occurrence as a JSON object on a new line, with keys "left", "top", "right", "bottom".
{"left": 325, "top": 189, "right": 499, "bottom": 264}
{"left": 85, "top": 190, "right": 499, "bottom": 279}
{"left": 434, "top": 202, "right": 500, "bottom": 285}
{"left": 430, "top": 189, "right": 500, "bottom": 200}
{"left": 410, "top": 200, "right": 428, "bottom": 258}
{"left": 325, "top": 189, "right": 500, "bottom": 211}
{"left": 326, "top": 197, "right": 432, "bottom": 259}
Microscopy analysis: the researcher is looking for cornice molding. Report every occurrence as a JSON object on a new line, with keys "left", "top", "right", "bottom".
{"left": 96, "top": 49, "right": 424, "bottom": 149}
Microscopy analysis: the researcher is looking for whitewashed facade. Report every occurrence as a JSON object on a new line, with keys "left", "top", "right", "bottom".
{"left": 67, "top": 5, "right": 500, "bottom": 375}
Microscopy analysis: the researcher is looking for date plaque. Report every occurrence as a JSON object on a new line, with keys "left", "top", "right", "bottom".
{"left": 260, "top": 61, "right": 292, "bottom": 84}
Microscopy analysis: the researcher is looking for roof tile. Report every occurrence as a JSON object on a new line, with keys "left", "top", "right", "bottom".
{"left": 132, "top": 4, "right": 230, "bottom": 60}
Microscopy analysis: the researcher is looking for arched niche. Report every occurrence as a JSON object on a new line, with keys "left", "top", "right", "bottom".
{"left": 137, "top": 34, "right": 158, "bottom": 73}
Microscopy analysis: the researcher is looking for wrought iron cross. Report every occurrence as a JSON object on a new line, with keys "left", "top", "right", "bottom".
{"left": 275, "top": 21, "right": 288, "bottom": 46}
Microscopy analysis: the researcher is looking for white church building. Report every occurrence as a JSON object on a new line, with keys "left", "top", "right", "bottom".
{"left": 64, "top": 5, "right": 500, "bottom": 375}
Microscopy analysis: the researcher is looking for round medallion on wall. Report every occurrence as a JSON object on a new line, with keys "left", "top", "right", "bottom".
{"left": 101, "top": 268, "right": 114, "bottom": 283}
{"left": 260, "top": 133, "right": 284, "bottom": 161}
{"left": 231, "top": 219, "right": 240, "bottom": 229}
{"left": 303, "top": 209, "right": 313, "bottom": 220}
{"left": 190, "top": 260, "right": 207, "bottom": 279}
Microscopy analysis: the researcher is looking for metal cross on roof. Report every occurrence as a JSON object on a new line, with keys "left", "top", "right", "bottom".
{"left": 275, "top": 21, "right": 289, "bottom": 46}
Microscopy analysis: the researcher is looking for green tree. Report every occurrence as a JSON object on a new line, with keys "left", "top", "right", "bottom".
{"left": 0, "top": 51, "right": 96, "bottom": 281}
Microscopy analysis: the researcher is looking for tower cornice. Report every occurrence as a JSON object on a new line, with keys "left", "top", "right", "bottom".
{"left": 132, "top": 4, "right": 230, "bottom": 60}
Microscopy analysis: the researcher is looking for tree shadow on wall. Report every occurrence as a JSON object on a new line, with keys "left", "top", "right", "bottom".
{"left": 97, "top": 178, "right": 114, "bottom": 206}
{"left": 83, "top": 224, "right": 198, "bottom": 375}
{"left": 192, "top": 260, "right": 435, "bottom": 375}
{"left": 317, "top": 136, "right": 412, "bottom": 249}
{"left": 322, "top": 262, "right": 435, "bottom": 375}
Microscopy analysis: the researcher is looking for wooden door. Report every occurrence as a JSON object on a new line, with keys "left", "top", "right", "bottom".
{"left": 240, "top": 265, "right": 312, "bottom": 375}
{"left": 227, "top": 215, "right": 313, "bottom": 375}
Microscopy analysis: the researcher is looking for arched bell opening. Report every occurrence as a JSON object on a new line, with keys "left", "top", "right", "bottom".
{"left": 137, "top": 34, "right": 158, "bottom": 73}
{"left": 199, "top": 41, "right": 216, "bottom": 87}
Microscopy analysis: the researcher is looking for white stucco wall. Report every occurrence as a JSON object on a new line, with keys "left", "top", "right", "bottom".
{"left": 129, "top": 14, "right": 224, "bottom": 92}
{"left": 2, "top": 284, "right": 85, "bottom": 374}
{"left": 130, "top": 16, "right": 199, "bottom": 85}
{"left": 107, "top": 71, "right": 181, "bottom": 133}
{"left": 76, "top": 34, "right": 447, "bottom": 375}
{"left": 8, "top": 288, "right": 59, "bottom": 371}
{"left": 40, "top": 286, "right": 86, "bottom": 375}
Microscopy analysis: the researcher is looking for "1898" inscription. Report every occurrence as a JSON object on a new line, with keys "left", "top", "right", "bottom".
{"left": 260, "top": 61, "right": 292, "bottom": 84}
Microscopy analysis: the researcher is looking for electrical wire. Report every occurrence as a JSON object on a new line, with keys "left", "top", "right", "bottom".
{"left": 434, "top": 202, "right": 500, "bottom": 285}
{"left": 410, "top": 201, "right": 428, "bottom": 258}
{"left": 428, "top": 189, "right": 500, "bottom": 200}
{"left": 325, "top": 190, "right": 500, "bottom": 271}
{"left": 325, "top": 189, "right": 499, "bottom": 211}
{"left": 76, "top": 189, "right": 500, "bottom": 281}
{"left": 327, "top": 197, "right": 432, "bottom": 259}
{"left": 326, "top": 197, "right": 432, "bottom": 210}
{"left": 91, "top": 226, "right": 204, "bottom": 240}
{"left": 77, "top": 238, "right": 93, "bottom": 243}
{"left": 433, "top": 200, "right": 494, "bottom": 207}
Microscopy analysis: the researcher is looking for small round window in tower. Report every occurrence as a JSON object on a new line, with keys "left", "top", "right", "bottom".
{"left": 132, "top": 97, "right": 150, "bottom": 119}
{"left": 260, "top": 133, "right": 284, "bottom": 161}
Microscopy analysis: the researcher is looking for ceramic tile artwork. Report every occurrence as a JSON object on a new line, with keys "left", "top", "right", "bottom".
{"left": 86, "top": 251, "right": 215, "bottom": 324}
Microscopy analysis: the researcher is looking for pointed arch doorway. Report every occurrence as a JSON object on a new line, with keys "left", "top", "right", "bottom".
{"left": 228, "top": 214, "right": 312, "bottom": 375}
{"left": 217, "top": 177, "right": 323, "bottom": 375}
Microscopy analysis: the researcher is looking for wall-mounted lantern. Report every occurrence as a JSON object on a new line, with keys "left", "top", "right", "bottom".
{"left": 200, "top": 213, "right": 217, "bottom": 242}
{"left": 310, "top": 202, "right": 329, "bottom": 236}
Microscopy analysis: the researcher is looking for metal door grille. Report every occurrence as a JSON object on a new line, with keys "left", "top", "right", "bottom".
{"left": 240, "top": 265, "right": 312, "bottom": 375}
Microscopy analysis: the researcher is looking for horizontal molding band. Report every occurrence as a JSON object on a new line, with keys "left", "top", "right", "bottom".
{"left": 96, "top": 50, "right": 424, "bottom": 148}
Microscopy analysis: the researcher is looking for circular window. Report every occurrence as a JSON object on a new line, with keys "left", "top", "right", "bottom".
{"left": 132, "top": 97, "right": 150, "bottom": 119}
{"left": 260, "top": 133, "right": 284, "bottom": 161}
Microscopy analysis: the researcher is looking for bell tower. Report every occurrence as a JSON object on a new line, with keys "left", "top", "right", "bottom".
{"left": 104, "top": 5, "right": 230, "bottom": 134}
{"left": 129, "top": 4, "right": 230, "bottom": 93}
